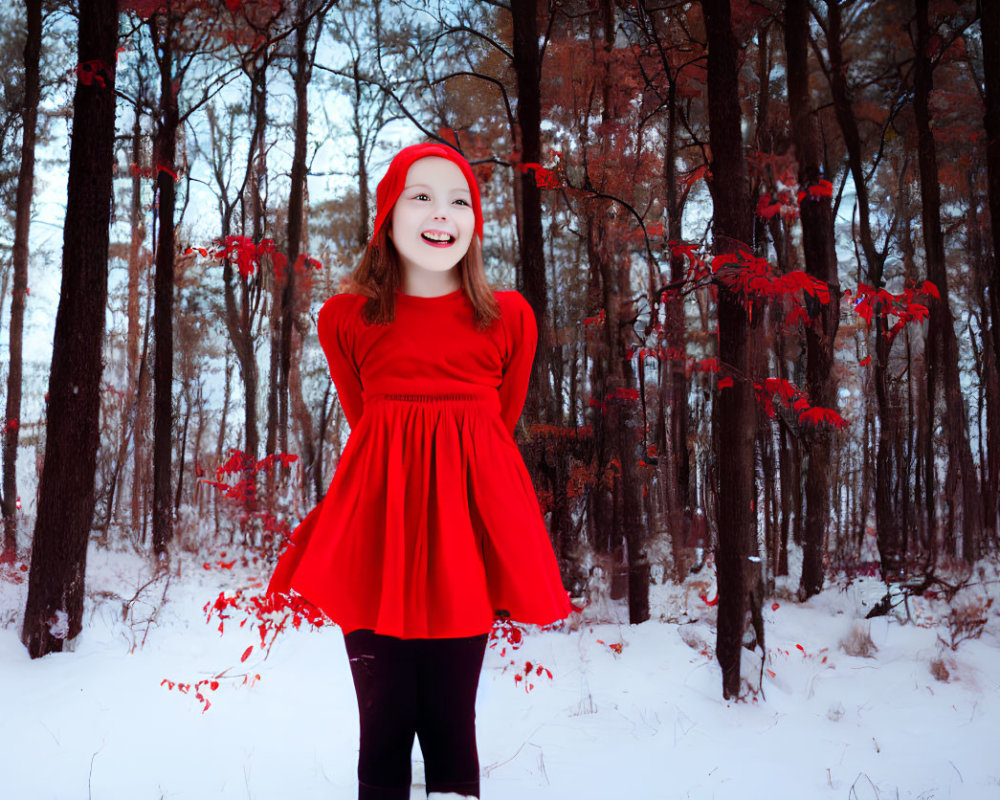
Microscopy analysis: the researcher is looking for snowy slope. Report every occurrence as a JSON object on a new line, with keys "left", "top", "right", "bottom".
{"left": 1, "top": 546, "right": 998, "bottom": 800}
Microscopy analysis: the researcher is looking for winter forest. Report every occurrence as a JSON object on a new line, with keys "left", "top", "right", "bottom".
{"left": 2, "top": 0, "right": 999, "bottom": 798}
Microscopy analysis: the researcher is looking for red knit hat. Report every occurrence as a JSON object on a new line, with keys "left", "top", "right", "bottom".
{"left": 370, "top": 142, "right": 484, "bottom": 247}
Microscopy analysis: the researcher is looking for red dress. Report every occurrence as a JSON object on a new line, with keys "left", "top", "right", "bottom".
{"left": 267, "top": 287, "right": 573, "bottom": 639}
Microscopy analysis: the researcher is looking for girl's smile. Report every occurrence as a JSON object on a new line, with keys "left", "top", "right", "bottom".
{"left": 389, "top": 156, "right": 475, "bottom": 291}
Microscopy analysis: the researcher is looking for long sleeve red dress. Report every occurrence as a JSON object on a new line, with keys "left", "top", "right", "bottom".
{"left": 266, "top": 286, "right": 573, "bottom": 639}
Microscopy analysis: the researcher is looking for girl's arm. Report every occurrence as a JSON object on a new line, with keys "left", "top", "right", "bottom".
{"left": 498, "top": 291, "right": 538, "bottom": 436}
{"left": 317, "top": 295, "right": 365, "bottom": 429}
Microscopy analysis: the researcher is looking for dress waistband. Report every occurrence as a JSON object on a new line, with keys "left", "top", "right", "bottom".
{"left": 365, "top": 386, "right": 499, "bottom": 405}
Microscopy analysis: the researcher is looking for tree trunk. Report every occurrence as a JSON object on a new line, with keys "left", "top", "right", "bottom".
{"left": 981, "top": 0, "right": 1000, "bottom": 379}
{"left": 702, "top": 0, "right": 761, "bottom": 699}
{"left": 151, "top": 12, "right": 179, "bottom": 559}
{"left": 663, "top": 80, "right": 693, "bottom": 577}
{"left": 510, "top": 0, "right": 550, "bottom": 424}
{"left": 2, "top": 0, "right": 41, "bottom": 560}
{"left": 21, "top": 0, "right": 118, "bottom": 658}
{"left": 913, "top": 0, "right": 982, "bottom": 561}
{"left": 826, "top": 1, "right": 903, "bottom": 573}
{"left": 786, "top": 0, "right": 841, "bottom": 597}
{"left": 126, "top": 68, "right": 147, "bottom": 539}
{"left": 282, "top": 0, "right": 313, "bottom": 470}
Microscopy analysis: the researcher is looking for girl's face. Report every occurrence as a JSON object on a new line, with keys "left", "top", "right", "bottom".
{"left": 388, "top": 156, "right": 475, "bottom": 280}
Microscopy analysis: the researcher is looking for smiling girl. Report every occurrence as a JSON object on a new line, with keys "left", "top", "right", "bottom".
{"left": 268, "top": 142, "right": 572, "bottom": 800}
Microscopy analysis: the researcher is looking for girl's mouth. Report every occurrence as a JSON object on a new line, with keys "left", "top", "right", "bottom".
{"left": 421, "top": 231, "right": 455, "bottom": 247}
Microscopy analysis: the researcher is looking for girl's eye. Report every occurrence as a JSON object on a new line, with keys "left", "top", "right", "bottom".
{"left": 414, "top": 193, "right": 429, "bottom": 201}
{"left": 454, "top": 198, "right": 469, "bottom": 206}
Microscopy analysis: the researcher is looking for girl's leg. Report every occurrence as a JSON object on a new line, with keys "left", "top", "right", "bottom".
{"left": 344, "top": 629, "right": 419, "bottom": 800}
{"left": 413, "top": 632, "right": 490, "bottom": 798}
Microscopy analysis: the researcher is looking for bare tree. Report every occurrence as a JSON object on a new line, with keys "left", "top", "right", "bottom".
{"left": 702, "top": 0, "right": 763, "bottom": 699}
{"left": 21, "top": 0, "right": 119, "bottom": 658}
{"left": 1, "top": 0, "right": 40, "bottom": 560}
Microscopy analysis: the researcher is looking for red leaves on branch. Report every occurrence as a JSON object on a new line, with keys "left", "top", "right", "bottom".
{"left": 712, "top": 247, "right": 830, "bottom": 306}
{"left": 800, "top": 179, "right": 833, "bottom": 200}
{"left": 667, "top": 240, "right": 707, "bottom": 280}
{"left": 206, "top": 586, "right": 331, "bottom": 662}
{"left": 519, "top": 162, "right": 561, "bottom": 189}
{"left": 754, "top": 376, "right": 848, "bottom": 430}
{"left": 588, "top": 386, "right": 641, "bottom": 414}
{"left": 487, "top": 615, "right": 558, "bottom": 693}
{"left": 756, "top": 189, "right": 798, "bottom": 221}
{"left": 851, "top": 281, "right": 938, "bottom": 345}
{"left": 185, "top": 238, "right": 322, "bottom": 285}
{"left": 798, "top": 406, "right": 848, "bottom": 430}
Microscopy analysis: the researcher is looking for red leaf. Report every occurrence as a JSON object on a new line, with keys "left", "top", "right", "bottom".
{"left": 241, "top": 646, "right": 253, "bottom": 663}
{"left": 918, "top": 280, "right": 940, "bottom": 299}
{"left": 771, "top": 602, "right": 780, "bottom": 611}
{"left": 718, "top": 377, "right": 734, "bottom": 389}
{"left": 859, "top": 356, "right": 871, "bottom": 366}
{"left": 798, "top": 406, "right": 848, "bottom": 430}
{"left": 806, "top": 180, "right": 833, "bottom": 198}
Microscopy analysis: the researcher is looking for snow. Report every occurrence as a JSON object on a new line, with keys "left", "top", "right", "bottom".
{"left": 2, "top": 547, "right": 999, "bottom": 800}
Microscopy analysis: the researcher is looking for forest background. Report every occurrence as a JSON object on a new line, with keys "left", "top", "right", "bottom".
{"left": 0, "top": 0, "right": 997, "bottom": 700}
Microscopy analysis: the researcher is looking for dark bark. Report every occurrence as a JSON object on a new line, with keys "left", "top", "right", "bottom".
{"left": 981, "top": 0, "right": 1000, "bottom": 379}
{"left": 510, "top": 0, "right": 550, "bottom": 423}
{"left": 279, "top": 1, "right": 312, "bottom": 463}
{"left": 126, "top": 71, "right": 147, "bottom": 536}
{"left": 664, "top": 79, "right": 693, "bottom": 577}
{"left": 913, "top": 0, "right": 982, "bottom": 561}
{"left": 702, "top": 0, "right": 761, "bottom": 699}
{"left": 786, "top": 0, "right": 841, "bottom": 598}
{"left": 21, "top": 0, "right": 118, "bottom": 657}
{"left": 2, "top": 0, "right": 41, "bottom": 560}
{"left": 151, "top": 12, "right": 179, "bottom": 559}
{"left": 825, "top": 1, "right": 903, "bottom": 573}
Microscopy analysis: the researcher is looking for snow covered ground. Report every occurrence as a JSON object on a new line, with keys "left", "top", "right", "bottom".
{"left": 2, "top": 545, "right": 998, "bottom": 800}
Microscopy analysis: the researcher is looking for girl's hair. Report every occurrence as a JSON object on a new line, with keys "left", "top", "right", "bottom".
{"left": 347, "top": 219, "right": 501, "bottom": 333}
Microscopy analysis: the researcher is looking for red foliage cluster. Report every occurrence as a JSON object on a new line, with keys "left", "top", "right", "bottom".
{"left": 851, "top": 280, "right": 938, "bottom": 344}
{"left": 754, "top": 375, "right": 847, "bottom": 430}
{"left": 488, "top": 615, "right": 561, "bottom": 694}
{"left": 712, "top": 247, "right": 830, "bottom": 305}
{"left": 756, "top": 181, "right": 834, "bottom": 221}
{"left": 588, "top": 386, "right": 640, "bottom": 414}
{"left": 519, "top": 162, "right": 562, "bottom": 189}
{"left": 200, "top": 449, "right": 299, "bottom": 556}
{"left": 159, "top": 673, "right": 262, "bottom": 714}
{"left": 756, "top": 189, "right": 800, "bottom": 221}
{"left": 666, "top": 240, "right": 707, "bottom": 280}
{"left": 185, "top": 238, "right": 322, "bottom": 285}
{"left": 627, "top": 221, "right": 665, "bottom": 242}
{"left": 204, "top": 585, "right": 332, "bottom": 661}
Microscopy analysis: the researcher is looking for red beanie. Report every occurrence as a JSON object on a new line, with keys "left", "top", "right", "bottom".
{"left": 370, "top": 143, "right": 484, "bottom": 247}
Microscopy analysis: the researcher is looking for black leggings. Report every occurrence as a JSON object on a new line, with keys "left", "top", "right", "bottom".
{"left": 343, "top": 628, "right": 490, "bottom": 800}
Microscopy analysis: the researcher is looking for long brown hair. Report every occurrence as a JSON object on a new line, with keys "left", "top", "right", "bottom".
{"left": 347, "top": 222, "right": 501, "bottom": 333}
